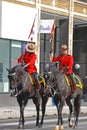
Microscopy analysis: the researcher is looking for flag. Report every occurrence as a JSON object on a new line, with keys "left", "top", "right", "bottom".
{"left": 49, "top": 21, "right": 55, "bottom": 42}
{"left": 28, "top": 13, "right": 37, "bottom": 41}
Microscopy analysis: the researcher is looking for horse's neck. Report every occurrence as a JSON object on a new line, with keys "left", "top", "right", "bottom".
{"left": 52, "top": 69, "right": 63, "bottom": 77}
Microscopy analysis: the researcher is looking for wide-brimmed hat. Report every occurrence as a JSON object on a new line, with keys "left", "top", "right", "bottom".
{"left": 26, "top": 42, "right": 36, "bottom": 52}
{"left": 61, "top": 44, "right": 68, "bottom": 51}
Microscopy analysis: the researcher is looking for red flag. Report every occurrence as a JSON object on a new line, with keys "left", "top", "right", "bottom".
{"left": 49, "top": 21, "right": 55, "bottom": 42}
{"left": 28, "top": 14, "right": 37, "bottom": 40}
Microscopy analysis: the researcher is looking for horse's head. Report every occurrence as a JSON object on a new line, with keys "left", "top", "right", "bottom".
{"left": 44, "top": 71, "right": 56, "bottom": 88}
{"left": 44, "top": 64, "right": 65, "bottom": 96}
{"left": 44, "top": 63, "right": 61, "bottom": 87}
{"left": 7, "top": 65, "right": 24, "bottom": 90}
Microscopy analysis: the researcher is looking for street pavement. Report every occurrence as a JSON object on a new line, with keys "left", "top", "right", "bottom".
{"left": 0, "top": 98, "right": 87, "bottom": 119}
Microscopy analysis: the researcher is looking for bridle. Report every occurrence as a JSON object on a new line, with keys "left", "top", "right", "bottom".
{"left": 8, "top": 72, "right": 24, "bottom": 96}
{"left": 46, "top": 72, "right": 58, "bottom": 96}
{"left": 46, "top": 71, "right": 66, "bottom": 96}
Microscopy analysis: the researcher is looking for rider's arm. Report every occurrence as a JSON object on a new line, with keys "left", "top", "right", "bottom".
{"left": 23, "top": 54, "right": 37, "bottom": 69}
{"left": 17, "top": 52, "right": 25, "bottom": 63}
{"left": 49, "top": 52, "right": 61, "bottom": 63}
{"left": 49, "top": 52, "right": 53, "bottom": 63}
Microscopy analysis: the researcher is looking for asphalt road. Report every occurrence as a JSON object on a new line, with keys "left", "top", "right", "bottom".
{"left": 0, "top": 114, "right": 87, "bottom": 130}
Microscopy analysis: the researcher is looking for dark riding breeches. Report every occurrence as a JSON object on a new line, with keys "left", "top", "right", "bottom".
{"left": 31, "top": 72, "right": 40, "bottom": 90}
{"left": 67, "top": 73, "right": 76, "bottom": 85}
{"left": 31, "top": 72, "right": 38, "bottom": 82}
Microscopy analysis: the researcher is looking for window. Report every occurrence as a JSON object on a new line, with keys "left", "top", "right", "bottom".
{"left": 0, "top": 39, "right": 10, "bottom": 92}
{"left": 0, "top": 39, "right": 22, "bottom": 92}
{"left": 11, "top": 41, "right": 22, "bottom": 67}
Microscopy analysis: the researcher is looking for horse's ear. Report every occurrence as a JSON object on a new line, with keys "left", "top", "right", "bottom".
{"left": 5, "top": 67, "right": 10, "bottom": 72}
{"left": 3, "top": 65, "right": 10, "bottom": 72}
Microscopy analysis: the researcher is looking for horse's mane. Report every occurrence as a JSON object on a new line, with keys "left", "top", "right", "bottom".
{"left": 49, "top": 64, "right": 67, "bottom": 89}
{"left": 15, "top": 65, "right": 26, "bottom": 75}
{"left": 50, "top": 64, "right": 63, "bottom": 76}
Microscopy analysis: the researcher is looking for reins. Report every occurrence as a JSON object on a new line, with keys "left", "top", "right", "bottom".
{"left": 9, "top": 69, "right": 27, "bottom": 97}
{"left": 47, "top": 77, "right": 58, "bottom": 97}
{"left": 46, "top": 71, "right": 65, "bottom": 97}
{"left": 13, "top": 75, "right": 24, "bottom": 97}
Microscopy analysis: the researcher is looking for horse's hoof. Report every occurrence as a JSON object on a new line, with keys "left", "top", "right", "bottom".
{"left": 36, "top": 122, "right": 39, "bottom": 127}
{"left": 39, "top": 124, "right": 42, "bottom": 128}
{"left": 18, "top": 125, "right": 24, "bottom": 129}
{"left": 54, "top": 125, "right": 60, "bottom": 130}
{"left": 68, "top": 121, "right": 73, "bottom": 127}
{"left": 59, "top": 125, "right": 64, "bottom": 130}
{"left": 73, "top": 124, "right": 78, "bottom": 129}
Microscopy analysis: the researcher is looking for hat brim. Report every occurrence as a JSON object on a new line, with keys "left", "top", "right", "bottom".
{"left": 59, "top": 48, "right": 68, "bottom": 51}
{"left": 26, "top": 43, "right": 36, "bottom": 52}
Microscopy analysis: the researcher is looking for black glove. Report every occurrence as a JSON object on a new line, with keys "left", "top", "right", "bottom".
{"left": 49, "top": 49, "right": 53, "bottom": 55}
{"left": 63, "top": 67, "right": 68, "bottom": 73}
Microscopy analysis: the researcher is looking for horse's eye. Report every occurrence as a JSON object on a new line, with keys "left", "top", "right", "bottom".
{"left": 8, "top": 75, "right": 11, "bottom": 78}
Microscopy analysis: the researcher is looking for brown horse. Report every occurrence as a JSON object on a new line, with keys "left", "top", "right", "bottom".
{"left": 7, "top": 64, "right": 49, "bottom": 129}
{"left": 44, "top": 64, "right": 83, "bottom": 130}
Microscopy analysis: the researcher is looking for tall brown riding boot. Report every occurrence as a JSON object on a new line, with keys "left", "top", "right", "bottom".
{"left": 36, "top": 81, "right": 40, "bottom": 91}
{"left": 73, "top": 83, "right": 76, "bottom": 90}
{"left": 35, "top": 81, "right": 40, "bottom": 97}
{"left": 72, "top": 83, "right": 76, "bottom": 94}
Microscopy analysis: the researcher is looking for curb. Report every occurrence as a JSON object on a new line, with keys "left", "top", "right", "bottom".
{"left": 0, "top": 106, "right": 87, "bottom": 119}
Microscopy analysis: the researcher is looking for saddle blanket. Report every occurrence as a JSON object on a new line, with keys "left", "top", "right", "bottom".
{"left": 65, "top": 74, "right": 83, "bottom": 89}
{"left": 29, "top": 74, "right": 46, "bottom": 87}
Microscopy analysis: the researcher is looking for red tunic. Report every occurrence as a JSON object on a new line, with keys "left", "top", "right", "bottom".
{"left": 17, "top": 51, "right": 37, "bottom": 74}
{"left": 52, "top": 54, "right": 74, "bottom": 75}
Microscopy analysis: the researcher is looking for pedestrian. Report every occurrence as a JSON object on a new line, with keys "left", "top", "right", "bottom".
{"left": 49, "top": 44, "right": 76, "bottom": 93}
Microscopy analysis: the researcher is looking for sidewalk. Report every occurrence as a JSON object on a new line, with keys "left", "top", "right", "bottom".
{"left": 0, "top": 99, "right": 87, "bottom": 119}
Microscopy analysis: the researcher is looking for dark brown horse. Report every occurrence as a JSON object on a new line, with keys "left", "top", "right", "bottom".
{"left": 44, "top": 64, "right": 83, "bottom": 130}
{"left": 7, "top": 64, "right": 49, "bottom": 129}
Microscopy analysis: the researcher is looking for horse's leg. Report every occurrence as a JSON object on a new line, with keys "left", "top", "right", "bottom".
{"left": 54, "top": 95, "right": 64, "bottom": 130}
{"left": 66, "top": 95, "right": 73, "bottom": 127}
{"left": 33, "top": 97, "right": 40, "bottom": 127}
{"left": 73, "top": 95, "right": 81, "bottom": 129}
{"left": 40, "top": 95, "right": 49, "bottom": 126}
{"left": 17, "top": 100, "right": 25, "bottom": 129}
{"left": 17, "top": 97, "right": 28, "bottom": 129}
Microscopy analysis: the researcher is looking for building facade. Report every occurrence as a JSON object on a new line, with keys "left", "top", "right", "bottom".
{"left": 0, "top": 0, "right": 87, "bottom": 95}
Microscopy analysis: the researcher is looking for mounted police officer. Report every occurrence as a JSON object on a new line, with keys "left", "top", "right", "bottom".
{"left": 11, "top": 42, "right": 40, "bottom": 96}
{"left": 17, "top": 42, "right": 40, "bottom": 96}
{"left": 49, "top": 44, "right": 76, "bottom": 93}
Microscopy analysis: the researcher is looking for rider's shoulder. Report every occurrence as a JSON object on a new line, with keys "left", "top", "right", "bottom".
{"left": 67, "top": 55, "right": 74, "bottom": 60}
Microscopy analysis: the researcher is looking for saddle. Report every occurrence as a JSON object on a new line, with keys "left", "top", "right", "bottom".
{"left": 29, "top": 74, "right": 46, "bottom": 88}
{"left": 65, "top": 73, "right": 83, "bottom": 89}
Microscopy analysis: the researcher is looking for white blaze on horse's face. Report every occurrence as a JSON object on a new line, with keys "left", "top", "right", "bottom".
{"left": 8, "top": 72, "right": 16, "bottom": 76}
{"left": 46, "top": 71, "right": 53, "bottom": 87}
{"left": 48, "top": 71, "right": 52, "bottom": 78}
{"left": 48, "top": 71, "right": 52, "bottom": 74}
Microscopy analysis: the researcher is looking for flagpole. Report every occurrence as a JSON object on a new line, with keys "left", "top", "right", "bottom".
{"left": 28, "top": 13, "right": 37, "bottom": 40}
{"left": 36, "top": 0, "right": 41, "bottom": 73}
{"left": 50, "top": 20, "right": 55, "bottom": 57}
